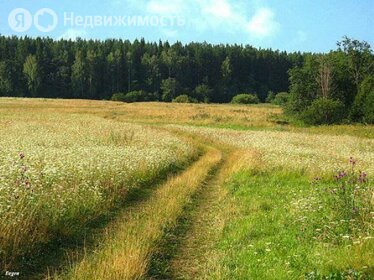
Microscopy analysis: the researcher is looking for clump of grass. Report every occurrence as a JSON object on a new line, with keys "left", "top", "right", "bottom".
{"left": 307, "top": 158, "right": 372, "bottom": 245}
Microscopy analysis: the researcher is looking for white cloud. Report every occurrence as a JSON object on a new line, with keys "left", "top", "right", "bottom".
{"left": 246, "top": 8, "right": 279, "bottom": 38}
{"left": 203, "top": 0, "right": 234, "bottom": 19}
{"left": 58, "top": 29, "right": 87, "bottom": 40}
{"left": 110, "top": 0, "right": 280, "bottom": 41}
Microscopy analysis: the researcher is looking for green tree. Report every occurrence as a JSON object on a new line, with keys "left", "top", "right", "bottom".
{"left": 194, "top": 84, "right": 213, "bottom": 103}
{"left": 23, "top": 55, "right": 41, "bottom": 97}
{"left": 337, "top": 36, "right": 373, "bottom": 91}
{"left": 161, "top": 48, "right": 179, "bottom": 78}
{"left": 287, "top": 55, "right": 319, "bottom": 114}
{"left": 351, "top": 76, "right": 374, "bottom": 123}
{"left": 71, "top": 51, "right": 87, "bottom": 98}
{"left": 302, "top": 98, "right": 345, "bottom": 125}
{"left": 142, "top": 53, "right": 161, "bottom": 94}
{"left": 0, "top": 60, "right": 16, "bottom": 96}
{"left": 161, "top": 78, "right": 179, "bottom": 102}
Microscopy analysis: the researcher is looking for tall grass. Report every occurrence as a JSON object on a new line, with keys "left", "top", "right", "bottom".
{"left": 51, "top": 146, "right": 222, "bottom": 280}
{"left": 0, "top": 112, "right": 196, "bottom": 268}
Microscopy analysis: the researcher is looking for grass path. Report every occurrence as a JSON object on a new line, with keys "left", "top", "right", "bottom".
{"left": 149, "top": 152, "right": 231, "bottom": 279}
{"left": 50, "top": 144, "right": 222, "bottom": 280}
{"left": 147, "top": 133, "right": 261, "bottom": 279}
{"left": 167, "top": 153, "right": 231, "bottom": 280}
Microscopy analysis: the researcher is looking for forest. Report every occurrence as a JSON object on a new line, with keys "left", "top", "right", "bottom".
{"left": 0, "top": 35, "right": 373, "bottom": 124}
{"left": 0, "top": 35, "right": 303, "bottom": 102}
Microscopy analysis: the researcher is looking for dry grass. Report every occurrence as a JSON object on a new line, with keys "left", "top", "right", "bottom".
{"left": 169, "top": 148, "right": 264, "bottom": 280}
{"left": 0, "top": 101, "right": 195, "bottom": 268}
{"left": 1, "top": 98, "right": 373, "bottom": 279}
{"left": 0, "top": 98, "right": 281, "bottom": 128}
{"left": 171, "top": 125, "right": 374, "bottom": 175}
{"left": 51, "top": 146, "right": 222, "bottom": 280}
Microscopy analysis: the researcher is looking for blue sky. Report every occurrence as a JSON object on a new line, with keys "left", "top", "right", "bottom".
{"left": 0, "top": 0, "right": 372, "bottom": 52}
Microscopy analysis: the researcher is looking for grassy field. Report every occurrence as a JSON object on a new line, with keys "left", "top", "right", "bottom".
{"left": 0, "top": 98, "right": 373, "bottom": 279}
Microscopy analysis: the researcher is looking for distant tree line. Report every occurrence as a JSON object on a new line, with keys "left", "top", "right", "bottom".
{"left": 0, "top": 35, "right": 304, "bottom": 103}
{"left": 0, "top": 35, "right": 372, "bottom": 124}
{"left": 285, "top": 37, "right": 374, "bottom": 124}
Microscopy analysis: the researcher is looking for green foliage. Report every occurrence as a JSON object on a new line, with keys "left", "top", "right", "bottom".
{"left": 221, "top": 56, "right": 232, "bottom": 83}
{"left": 301, "top": 98, "right": 345, "bottom": 125}
{"left": 351, "top": 75, "right": 374, "bottom": 123}
{"left": 287, "top": 55, "right": 319, "bottom": 114}
{"left": 194, "top": 84, "right": 213, "bottom": 103}
{"left": 111, "top": 91, "right": 156, "bottom": 103}
{"left": 271, "top": 92, "right": 289, "bottom": 106}
{"left": 0, "top": 60, "right": 17, "bottom": 96}
{"left": 111, "top": 92, "right": 127, "bottom": 102}
{"left": 72, "top": 51, "right": 87, "bottom": 98}
{"left": 0, "top": 35, "right": 300, "bottom": 102}
{"left": 172, "top": 95, "right": 197, "bottom": 103}
{"left": 231, "top": 94, "right": 260, "bottom": 104}
{"left": 287, "top": 37, "right": 373, "bottom": 125}
{"left": 265, "top": 91, "right": 275, "bottom": 103}
{"left": 337, "top": 36, "right": 373, "bottom": 89}
{"left": 161, "top": 78, "right": 179, "bottom": 102}
{"left": 23, "top": 55, "right": 40, "bottom": 97}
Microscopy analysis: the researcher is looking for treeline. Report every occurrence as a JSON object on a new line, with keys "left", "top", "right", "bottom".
{"left": 286, "top": 37, "right": 374, "bottom": 124}
{"left": 0, "top": 35, "right": 304, "bottom": 103}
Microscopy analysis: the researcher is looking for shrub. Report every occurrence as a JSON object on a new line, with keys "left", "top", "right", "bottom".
{"left": 231, "top": 94, "right": 259, "bottom": 104}
{"left": 125, "top": 90, "right": 148, "bottom": 102}
{"left": 301, "top": 98, "right": 345, "bottom": 125}
{"left": 272, "top": 92, "right": 289, "bottom": 106}
{"left": 265, "top": 91, "right": 275, "bottom": 103}
{"left": 172, "top": 95, "right": 197, "bottom": 103}
{"left": 351, "top": 76, "right": 374, "bottom": 123}
{"left": 194, "top": 84, "right": 213, "bottom": 103}
{"left": 111, "top": 92, "right": 127, "bottom": 102}
{"left": 111, "top": 91, "right": 156, "bottom": 103}
{"left": 161, "top": 78, "right": 179, "bottom": 102}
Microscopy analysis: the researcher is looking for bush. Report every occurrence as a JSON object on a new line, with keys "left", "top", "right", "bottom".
{"left": 161, "top": 78, "right": 179, "bottom": 102}
{"left": 111, "top": 92, "right": 127, "bottom": 102}
{"left": 231, "top": 94, "right": 259, "bottom": 104}
{"left": 351, "top": 76, "right": 374, "bottom": 123}
{"left": 272, "top": 92, "right": 289, "bottom": 106}
{"left": 111, "top": 91, "right": 156, "bottom": 103}
{"left": 194, "top": 84, "right": 213, "bottom": 103}
{"left": 301, "top": 98, "right": 345, "bottom": 125}
{"left": 265, "top": 91, "right": 275, "bottom": 103}
{"left": 172, "top": 95, "right": 197, "bottom": 103}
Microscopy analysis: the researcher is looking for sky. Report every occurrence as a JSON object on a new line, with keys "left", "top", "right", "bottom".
{"left": 0, "top": 0, "right": 373, "bottom": 52}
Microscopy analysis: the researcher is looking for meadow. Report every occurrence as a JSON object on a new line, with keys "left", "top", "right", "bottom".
{"left": 0, "top": 98, "right": 373, "bottom": 279}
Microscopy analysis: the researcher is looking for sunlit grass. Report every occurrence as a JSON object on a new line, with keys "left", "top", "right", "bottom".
{"left": 51, "top": 146, "right": 222, "bottom": 280}
{"left": 204, "top": 169, "right": 373, "bottom": 279}
{"left": 0, "top": 109, "right": 196, "bottom": 268}
{"left": 0, "top": 98, "right": 372, "bottom": 279}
